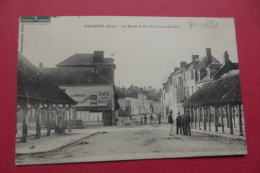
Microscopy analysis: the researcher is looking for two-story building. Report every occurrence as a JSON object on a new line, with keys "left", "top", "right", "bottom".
{"left": 40, "top": 51, "right": 116, "bottom": 127}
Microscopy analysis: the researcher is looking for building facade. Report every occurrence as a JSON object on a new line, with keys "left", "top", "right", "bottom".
{"left": 161, "top": 48, "right": 238, "bottom": 120}
{"left": 40, "top": 51, "right": 116, "bottom": 127}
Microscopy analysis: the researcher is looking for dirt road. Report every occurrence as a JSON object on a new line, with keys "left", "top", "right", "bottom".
{"left": 16, "top": 125, "right": 247, "bottom": 165}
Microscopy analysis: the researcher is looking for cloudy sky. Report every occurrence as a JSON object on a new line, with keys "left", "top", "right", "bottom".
{"left": 19, "top": 16, "right": 238, "bottom": 89}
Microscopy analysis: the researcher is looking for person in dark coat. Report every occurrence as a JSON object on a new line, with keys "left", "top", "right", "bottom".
{"left": 181, "top": 114, "right": 186, "bottom": 135}
{"left": 176, "top": 112, "right": 182, "bottom": 134}
{"left": 150, "top": 114, "right": 153, "bottom": 125}
{"left": 144, "top": 114, "right": 147, "bottom": 125}
{"left": 185, "top": 111, "right": 191, "bottom": 136}
{"left": 157, "top": 113, "right": 161, "bottom": 124}
{"left": 168, "top": 111, "right": 174, "bottom": 136}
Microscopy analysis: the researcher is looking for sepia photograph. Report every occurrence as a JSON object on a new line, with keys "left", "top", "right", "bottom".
{"left": 16, "top": 16, "right": 247, "bottom": 165}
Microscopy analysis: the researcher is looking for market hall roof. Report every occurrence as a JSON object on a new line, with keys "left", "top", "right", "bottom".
{"left": 183, "top": 74, "right": 241, "bottom": 106}
{"left": 41, "top": 68, "right": 112, "bottom": 85}
{"left": 17, "top": 53, "right": 77, "bottom": 104}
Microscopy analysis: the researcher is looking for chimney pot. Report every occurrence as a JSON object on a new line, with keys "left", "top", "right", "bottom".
{"left": 192, "top": 55, "right": 199, "bottom": 61}
{"left": 180, "top": 61, "right": 187, "bottom": 67}
{"left": 223, "top": 51, "right": 229, "bottom": 65}
{"left": 205, "top": 48, "right": 212, "bottom": 66}
{"left": 93, "top": 51, "right": 104, "bottom": 63}
{"left": 39, "top": 62, "right": 43, "bottom": 68}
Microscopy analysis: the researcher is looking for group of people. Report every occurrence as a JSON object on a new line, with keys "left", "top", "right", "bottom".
{"left": 141, "top": 113, "right": 161, "bottom": 125}
{"left": 168, "top": 111, "right": 191, "bottom": 136}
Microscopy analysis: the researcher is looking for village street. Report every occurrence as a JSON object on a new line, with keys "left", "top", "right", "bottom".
{"left": 16, "top": 116, "right": 247, "bottom": 165}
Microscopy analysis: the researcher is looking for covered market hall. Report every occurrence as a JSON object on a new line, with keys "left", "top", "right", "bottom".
{"left": 183, "top": 73, "right": 245, "bottom": 136}
{"left": 17, "top": 53, "right": 77, "bottom": 143}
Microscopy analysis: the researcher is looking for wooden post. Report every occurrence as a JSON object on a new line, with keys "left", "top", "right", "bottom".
{"left": 190, "top": 107, "right": 193, "bottom": 129}
{"left": 46, "top": 102, "right": 51, "bottom": 136}
{"left": 203, "top": 106, "right": 206, "bottom": 131}
{"left": 228, "top": 104, "right": 233, "bottom": 135}
{"left": 238, "top": 103, "right": 244, "bottom": 136}
{"left": 20, "top": 100, "right": 28, "bottom": 143}
{"left": 220, "top": 105, "right": 224, "bottom": 133}
{"left": 55, "top": 103, "right": 59, "bottom": 133}
{"left": 198, "top": 106, "right": 201, "bottom": 130}
{"left": 208, "top": 106, "right": 211, "bottom": 131}
{"left": 62, "top": 105, "right": 66, "bottom": 133}
{"left": 35, "top": 101, "right": 41, "bottom": 139}
{"left": 226, "top": 105, "right": 230, "bottom": 128}
{"left": 233, "top": 106, "right": 236, "bottom": 128}
{"left": 68, "top": 105, "right": 72, "bottom": 132}
{"left": 194, "top": 107, "right": 197, "bottom": 129}
{"left": 214, "top": 105, "right": 218, "bottom": 132}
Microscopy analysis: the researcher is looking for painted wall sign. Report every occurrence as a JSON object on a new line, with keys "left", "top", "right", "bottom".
{"left": 60, "top": 85, "right": 113, "bottom": 108}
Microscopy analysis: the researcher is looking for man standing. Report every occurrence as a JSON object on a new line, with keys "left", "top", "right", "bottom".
{"left": 176, "top": 112, "right": 182, "bottom": 134}
{"left": 185, "top": 111, "right": 192, "bottom": 136}
{"left": 157, "top": 113, "right": 161, "bottom": 124}
{"left": 168, "top": 111, "right": 174, "bottom": 136}
{"left": 150, "top": 114, "right": 153, "bottom": 125}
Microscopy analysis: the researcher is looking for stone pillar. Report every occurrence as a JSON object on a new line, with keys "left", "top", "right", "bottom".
{"left": 220, "top": 105, "right": 224, "bottom": 133}
{"left": 208, "top": 106, "right": 211, "bottom": 131}
{"left": 238, "top": 103, "right": 244, "bottom": 136}
{"left": 228, "top": 104, "right": 233, "bottom": 135}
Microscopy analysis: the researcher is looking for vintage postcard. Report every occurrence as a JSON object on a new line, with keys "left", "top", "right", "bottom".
{"left": 16, "top": 16, "right": 247, "bottom": 165}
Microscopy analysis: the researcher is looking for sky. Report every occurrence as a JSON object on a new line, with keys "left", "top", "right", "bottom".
{"left": 19, "top": 16, "right": 239, "bottom": 90}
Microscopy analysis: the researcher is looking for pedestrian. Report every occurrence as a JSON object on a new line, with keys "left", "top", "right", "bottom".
{"left": 144, "top": 114, "right": 147, "bottom": 125}
{"left": 176, "top": 112, "right": 182, "bottom": 134}
{"left": 141, "top": 116, "right": 143, "bottom": 125}
{"left": 150, "top": 114, "right": 153, "bottom": 125}
{"left": 181, "top": 114, "right": 186, "bottom": 135}
{"left": 168, "top": 111, "right": 174, "bottom": 136}
{"left": 114, "top": 117, "right": 118, "bottom": 126}
{"left": 185, "top": 111, "right": 191, "bottom": 136}
{"left": 157, "top": 113, "right": 161, "bottom": 124}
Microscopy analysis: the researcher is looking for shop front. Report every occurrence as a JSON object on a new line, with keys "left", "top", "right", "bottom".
{"left": 60, "top": 85, "right": 115, "bottom": 127}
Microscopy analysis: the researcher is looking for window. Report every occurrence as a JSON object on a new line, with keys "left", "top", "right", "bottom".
{"left": 187, "top": 87, "right": 190, "bottom": 98}
{"left": 191, "top": 70, "right": 194, "bottom": 79}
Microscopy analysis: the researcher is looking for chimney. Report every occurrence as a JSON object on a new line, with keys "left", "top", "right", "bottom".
{"left": 192, "top": 55, "right": 199, "bottom": 61}
{"left": 174, "top": 67, "right": 178, "bottom": 71}
{"left": 223, "top": 51, "right": 229, "bottom": 65}
{"left": 93, "top": 51, "right": 104, "bottom": 63}
{"left": 180, "top": 61, "right": 187, "bottom": 67}
{"left": 205, "top": 48, "right": 212, "bottom": 66}
{"left": 39, "top": 62, "right": 43, "bottom": 69}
